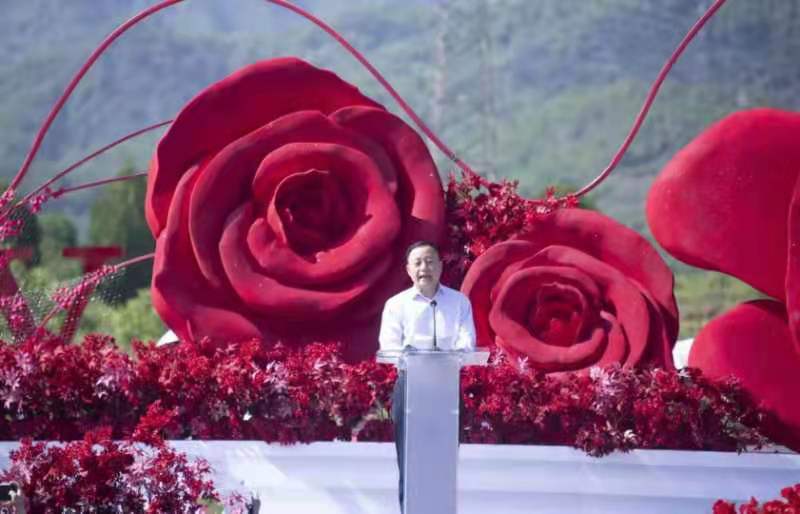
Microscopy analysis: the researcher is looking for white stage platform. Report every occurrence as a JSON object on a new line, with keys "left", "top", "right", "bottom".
{"left": 3, "top": 441, "right": 798, "bottom": 513}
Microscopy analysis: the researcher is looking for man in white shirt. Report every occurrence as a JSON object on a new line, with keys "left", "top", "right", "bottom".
{"left": 379, "top": 241, "right": 476, "bottom": 512}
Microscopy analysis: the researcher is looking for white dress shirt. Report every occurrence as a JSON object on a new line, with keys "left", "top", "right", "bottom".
{"left": 378, "top": 285, "right": 476, "bottom": 351}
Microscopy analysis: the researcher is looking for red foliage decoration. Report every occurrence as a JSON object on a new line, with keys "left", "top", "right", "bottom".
{"left": 442, "top": 175, "right": 577, "bottom": 288}
{"left": 145, "top": 57, "right": 445, "bottom": 360}
{"left": 461, "top": 354, "right": 765, "bottom": 456}
{"left": 461, "top": 208, "right": 678, "bottom": 373}
{"left": 713, "top": 483, "right": 800, "bottom": 514}
{"left": 0, "top": 334, "right": 138, "bottom": 441}
{"left": 0, "top": 247, "right": 36, "bottom": 341}
{"left": 0, "top": 336, "right": 768, "bottom": 455}
{"left": 0, "top": 428, "right": 221, "bottom": 513}
{"left": 131, "top": 338, "right": 396, "bottom": 443}
{"left": 646, "top": 108, "right": 800, "bottom": 451}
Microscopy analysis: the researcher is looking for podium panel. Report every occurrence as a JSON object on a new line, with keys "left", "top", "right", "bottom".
{"left": 403, "top": 352, "right": 461, "bottom": 513}
{"left": 379, "top": 349, "right": 489, "bottom": 514}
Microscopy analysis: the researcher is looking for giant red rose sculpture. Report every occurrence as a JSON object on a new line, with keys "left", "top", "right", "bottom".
{"left": 146, "top": 58, "right": 444, "bottom": 359}
{"left": 646, "top": 108, "right": 800, "bottom": 451}
{"left": 461, "top": 208, "right": 678, "bottom": 373}
{"left": 688, "top": 300, "right": 800, "bottom": 452}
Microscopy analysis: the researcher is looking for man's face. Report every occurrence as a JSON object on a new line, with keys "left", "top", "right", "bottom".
{"left": 406, "top": 245, "right": 442, "bottom": 291}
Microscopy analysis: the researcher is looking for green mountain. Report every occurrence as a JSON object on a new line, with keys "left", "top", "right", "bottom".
{"left": 2, "top": 0, "right": 799, "bottom": 234}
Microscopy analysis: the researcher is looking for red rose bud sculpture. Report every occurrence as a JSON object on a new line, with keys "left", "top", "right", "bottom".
{"left": 146, "top": 58, "right": 445, "bottom": 359}
{"left": 646, "top": 108, "right": 800, "bottom": 451}
{"left": 461, "top": 208, "right": 678, "bottom": 373}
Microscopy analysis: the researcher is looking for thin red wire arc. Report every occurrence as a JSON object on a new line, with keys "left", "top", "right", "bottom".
{"left": 13, "top": 0, "right": 474, "bottom": 206}
{"left": 13, "top": 121, "right": 171, "bottom": 213}
{"left": 13, "top": 0, "right": 727, "bottom": 218}
{"left": 10, "top": 0, "right": 184, "bottom": 192}
{"left": 53, "top": 171, "right": 149, "bottom": 198}
{"left": 116, "top": 252, "right": 156, "bottom": 269}
{"left": 265, "top": 0, "right": 479, "bottom": 178}
{"left": 574, "top": 0, "right": 728, "bottom": 198}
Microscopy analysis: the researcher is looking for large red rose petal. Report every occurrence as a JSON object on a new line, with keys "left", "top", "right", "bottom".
{"left": 245, "top": 141, "right": 401, "bottom": 284}
{"left": 314, "top": 105, "right": 447, "bottom": 321}
{"left": 462, "top": 240, "right": 540, "bottom": 347}
{"left": 646, "top": 108, "right": 800, "bottom": 301}
{"left": 526, "top": 245, "right": 652, "bottom": 366}
{"left": 513, "top": 208, "right": 678, "bottom": 341}
{"left": 152, "top": 164, "right": 263, "bottom": 344}
{"left": 189, "top": 110, "right": 402, "bottom": 290}
{"left": 688, "top": 300, "right": 800, "bottom": 451}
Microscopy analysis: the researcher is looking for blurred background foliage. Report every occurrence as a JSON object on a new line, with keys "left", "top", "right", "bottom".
{"left": 2, "top": 0, "right": 798, "bottom": 347}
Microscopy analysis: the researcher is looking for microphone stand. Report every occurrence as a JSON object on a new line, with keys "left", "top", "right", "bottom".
{"left": 430, "top": 300, "right": 438, "bottom": 350}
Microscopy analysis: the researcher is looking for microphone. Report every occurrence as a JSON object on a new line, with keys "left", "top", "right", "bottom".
{"left": 430, "top": 300, "right": 438, "bottom": 350}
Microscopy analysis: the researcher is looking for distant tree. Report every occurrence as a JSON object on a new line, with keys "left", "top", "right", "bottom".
{"left": 78, "top": 288, "right": 166, "bottom": 353}
{"left": 36, "top": 212, "right": 81, "bottom": 279}
{"left": 88, "top": 163, "right": 153, "bottom": 303}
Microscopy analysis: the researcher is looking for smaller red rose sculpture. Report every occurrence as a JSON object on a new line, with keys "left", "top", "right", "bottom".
{"left": 461, "top": 208, "right": 678, "bottom": 373}
{"left": 146, "top": 58, "right": 445, "bottom": 359}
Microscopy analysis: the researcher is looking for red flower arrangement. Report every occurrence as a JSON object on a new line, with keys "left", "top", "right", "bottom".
{"left": 0, "top": 336, "right": 769, "bottom": 457}
{"left": 131, "top": 337, "right": 396, "bottom": 443}
{"left": 460, "top": 352, "right": 766, "bottom": 456}
{"left": 0, "top": 428, "right": 225, "bottom": 513}
{"left": 713, "top": 483, "right": 800, "bottom": 514}
{"left": 0, "top": 334, "right": 138, "bottom": 441}
{"left": 442, "top": 175, "right": 576, "bottom": 287}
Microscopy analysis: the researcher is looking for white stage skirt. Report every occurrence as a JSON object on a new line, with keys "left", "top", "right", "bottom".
{"left": 1, "top": 441, "right": 798, "bottom": 513}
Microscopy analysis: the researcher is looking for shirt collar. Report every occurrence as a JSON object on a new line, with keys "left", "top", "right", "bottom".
{"left": 411, "top": 284, "right": 445, "bottom": 302}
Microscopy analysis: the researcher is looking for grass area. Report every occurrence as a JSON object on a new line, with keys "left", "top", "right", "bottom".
{"left": 674, "top": 271, "right": 766, "bottom": 339}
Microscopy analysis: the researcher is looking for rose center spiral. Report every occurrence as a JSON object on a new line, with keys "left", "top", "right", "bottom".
{"left": 273, "top": 169, "right": 352, "bottom": 255}
{"left": 527, "top": 283, "right": 585, "bottom": 347}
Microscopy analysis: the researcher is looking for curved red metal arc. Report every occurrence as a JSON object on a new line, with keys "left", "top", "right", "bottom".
{"left": 265, "top": 0, "right": 480, "bottom": 178}
{"left": 52, "top": 171, "right": 148, "bottom": 199}
{"left": 12, "top": 0, "right": 727, "bottom": 231}
{"left": 12, "top": 0, "right": 478, "bottom": 206}
{"left": 10, "top": 1, "right": 184, "bottom": 192}
{"left": 574, "top": 0, "right": 728, "bottom": 198}
{"left": 36, "top": 252, "right": 155, "bottom": 339}
{"left": 11, "top": 121, "right": 170, "bottom": 216}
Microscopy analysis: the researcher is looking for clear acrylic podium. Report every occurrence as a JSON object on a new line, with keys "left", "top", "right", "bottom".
{"left": 377, "top": 349, "right": 490, "bottom": 514}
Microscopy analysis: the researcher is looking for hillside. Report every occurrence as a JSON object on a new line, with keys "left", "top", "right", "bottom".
{"left": 3, "top": 1, "right": 800, "bottom": 233}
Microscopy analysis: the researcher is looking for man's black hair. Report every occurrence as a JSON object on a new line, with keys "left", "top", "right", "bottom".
{"left": 405, "top": 241, "right": 440, "bottom": 262}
